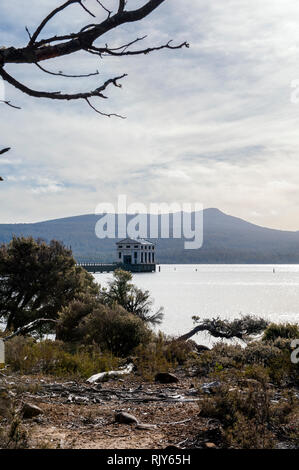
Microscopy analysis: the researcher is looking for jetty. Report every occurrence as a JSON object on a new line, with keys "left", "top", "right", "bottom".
{"left": 77, "top": 262, "right": 156, "bottom": 273}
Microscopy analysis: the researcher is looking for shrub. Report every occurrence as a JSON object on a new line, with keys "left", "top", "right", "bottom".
{"left": 199, "top": 381, "right": 297, "bottom": 448}
{"left": 263, "top": 323, "right": 299, "bottom": 342}
{"left": 134, "top": 334, "right": 196, "bottom": 380}
{"left": 81, "top": 306, "right": 152, "bottom": 357}
{"left": 193, "top": 340, "right": 298, "bottom": 386}
{"left": 0, "top": 416, "right": 29, "bottom": 449}
{"left": 5, "top": 336, "right": 119, "bottom": 378}
{"left": 58, "top": 298, "right": 152, "bottom": 357}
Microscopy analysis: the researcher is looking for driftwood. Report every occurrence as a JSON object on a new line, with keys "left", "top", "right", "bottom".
{"left": 87, "top": 363, "right": 134, "bottom": 383}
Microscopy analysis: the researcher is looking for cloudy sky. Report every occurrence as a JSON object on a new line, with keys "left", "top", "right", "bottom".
{"left": 1, "top": 0, "right": 299, "bottom": 229}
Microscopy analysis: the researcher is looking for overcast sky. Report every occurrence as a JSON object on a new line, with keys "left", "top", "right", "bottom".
{"left": 1, "top": 0, "right": 299, "bottom": 230}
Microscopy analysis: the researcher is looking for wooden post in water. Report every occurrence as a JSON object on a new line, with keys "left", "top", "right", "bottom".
{"left": 0, "top": 339, "right": 4, "bottom": 369}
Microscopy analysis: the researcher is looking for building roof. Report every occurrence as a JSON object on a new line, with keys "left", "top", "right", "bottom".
{"left": 116, "top": 237, "right": 154, "bottom": 246}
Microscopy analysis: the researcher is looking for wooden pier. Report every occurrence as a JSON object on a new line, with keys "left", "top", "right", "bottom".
{"left": 77, "top": 262, "right": 156, "bottom": 273}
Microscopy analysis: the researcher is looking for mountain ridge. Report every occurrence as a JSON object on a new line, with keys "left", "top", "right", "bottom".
{"left": 1, "top": 208, "right": 299, "bottom": 263}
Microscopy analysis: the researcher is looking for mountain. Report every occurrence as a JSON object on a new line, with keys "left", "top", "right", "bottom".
{"left": 1, "top": 208, "right": 299, "bottom": 263}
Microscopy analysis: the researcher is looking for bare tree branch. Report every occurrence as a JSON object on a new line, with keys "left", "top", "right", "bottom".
{"left": 35, "top": 62, "right": 99, "bottom": 79}
{"left": 0, "top": 99, "right": 21, "bottom": 109}
{"left": 0, "top": 147, "right": 11, "bottom": 155}
{"left": 0, "top": 0, "right": 188, "bottom": 116}
{"left": 88, "top": 39, "right": 189, "bottom": 57}
{"left": 96, "top": 1, "right": 112, "bottom": 18}
{"left": 3, "top": 318, "right": 57, "bottom": 342}
{"left": 0, "top": 147, "right": 11, "bottom": 182}
{"left": 0, "top": 66, "right": 127, "bottom": 102}
{"left": 85, "top": 97, "right": 126, "bottom": 118}
{"left": 28, "top": 0, "right": 81, "bottom": 46}
{"left": 118, "top": 0, "right": 126, "bottom": 14}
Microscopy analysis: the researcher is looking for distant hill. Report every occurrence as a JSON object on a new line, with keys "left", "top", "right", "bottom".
{"left": 1, "top": 208, "right": 299, "bottom": 263}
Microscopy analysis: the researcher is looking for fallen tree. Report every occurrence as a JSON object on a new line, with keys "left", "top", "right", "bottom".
{"left": 178, "top": 315, "right": 269, "bottom": 342}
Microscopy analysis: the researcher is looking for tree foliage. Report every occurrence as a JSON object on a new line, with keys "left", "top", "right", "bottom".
{"left": 100, "top": 268, "right": 164, "bottom": 325}
{"left": 0, "top": 236, "right": 98, "bottom": 334}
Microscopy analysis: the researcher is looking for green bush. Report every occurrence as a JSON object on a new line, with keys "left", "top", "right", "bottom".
{"left": 5, "top": 336, "right": 119, "bottom": 378}
{"left": 263, "top": 323, "right": 299, "bottom": 342}
{"left": 199, "top": 381, "right": 297, "bottom": 448}
{"left": 58, "top": 299, "right": 152, "bottom": 357}
{"left": 134, "top": 334, "right": 196, "bottom": 380}
{"left": 82, "top": 306, "right": 152, "bottom": 357}
{"left": 193, "top": 339, "right": 298, "bottom": 386}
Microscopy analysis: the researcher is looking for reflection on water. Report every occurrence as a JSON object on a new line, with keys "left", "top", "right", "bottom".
{"left": 94, "top": 264, "right": 299, "bottom": 346}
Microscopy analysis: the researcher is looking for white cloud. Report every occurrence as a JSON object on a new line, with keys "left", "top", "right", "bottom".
{"left": 1, "top": 1, "right": 299, "bottom": 230}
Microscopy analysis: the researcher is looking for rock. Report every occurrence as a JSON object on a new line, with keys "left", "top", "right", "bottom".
{"left": 195, "top": 344, "right": 210, "bottom": 353}
{"left": 205, "top": 442, "right": 217, "bottom": 449}
{"left": 136, "top": 423, "right": 157, "bottom": 430}
{"left": 115, "top": 411, "right": 139, "bottom": 425}
{"left": 21, "top": 403, "right": 43, "bottom": 419}
{"left": 155, "top": 372, "right": 179, "bottom": 384}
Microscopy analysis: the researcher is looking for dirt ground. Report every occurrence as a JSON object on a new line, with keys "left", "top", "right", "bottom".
{"left": 1, "top": 370, "right": 212, "bottom": 449}
{"left": 2, "top": 368, "right": 298, "bottom": 449}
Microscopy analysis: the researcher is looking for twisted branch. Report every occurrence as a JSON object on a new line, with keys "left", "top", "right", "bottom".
{"left": 0, "top": 0, "right": 187, "bottom": 115}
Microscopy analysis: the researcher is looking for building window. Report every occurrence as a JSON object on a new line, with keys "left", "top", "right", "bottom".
{"left": 153, "top": 253, "right": 155, "bottom": 262}
{"left": 145, "top": 253, "right": 147, "bottom": 263}
{"left": 119, "top": 252, "right": 121, "bottom": 259}
{"left": 118, "top": 245, "right": 123, "bottom": 248}
{"left": 134, "top": 245, "right": 139, "bottom": 248}
{"left": 141, "top": 253, "right": 143, "bottom": 263}
{"left": 148, "top": 253, "right": 151, "bottom": 263}
{"left": 126, "top": 245, "right": 130, "bottom": 248}
{"left": 134, "top": 252, "right": 137, "bottom": 258}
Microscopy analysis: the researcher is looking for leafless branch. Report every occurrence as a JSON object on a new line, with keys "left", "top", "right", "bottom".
{"left": 0, "top": 99, "right": 21, "bottom": 109}
{"left": 3, "top": 318, "right": 57, "bottom": 341}
{"left": 0, "top": 147, "right": 11, "bottom": 155}
{"left": 0, "top": 147, "right": 11, "bottom": 182}
{"left": 89, "top": 39, "right": 189, "bottom": 57}
{"left": 78, "top": 0, "right": 96, "bottom": 18}
{"left": 85, "top": 97, "right": 126, "bottom": 118}
{"left": 0, "top": 66, "right": 127, "bottom": 102}
{"left": 35, "top": 62, "right": 99, "bottom": 78}
{"left": 28, "top": 0, "right": 81, "bottom": 46}
{"left": 96, "top": 1, "right": 112, "bottom": 18}
{"left": 118, "top": 0, "right": 126, "bottom": 14}
{"left": 0, "top": 0, "right": 188, "bottom": 116}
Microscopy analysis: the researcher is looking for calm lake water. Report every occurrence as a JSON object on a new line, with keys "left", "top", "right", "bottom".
{"left": 94, "top": 264, "right": 299, "bottom": 346}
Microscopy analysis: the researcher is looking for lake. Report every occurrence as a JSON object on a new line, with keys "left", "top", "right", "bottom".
{"left": 94, "top": 264, "right": 299, "bottom": 346}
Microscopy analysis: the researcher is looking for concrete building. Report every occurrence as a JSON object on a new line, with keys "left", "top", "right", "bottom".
{"left": 116, "top": 238, "right": 156, "bottom": 266}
